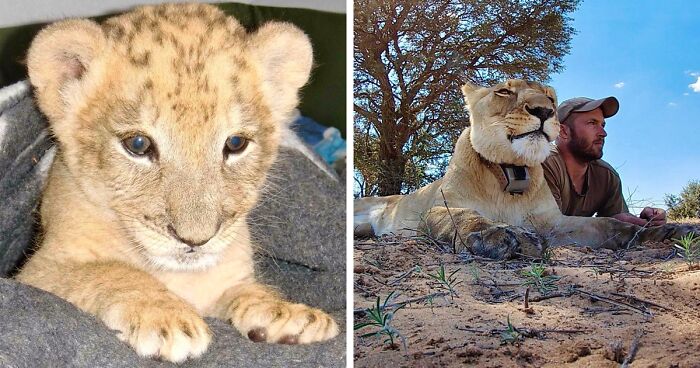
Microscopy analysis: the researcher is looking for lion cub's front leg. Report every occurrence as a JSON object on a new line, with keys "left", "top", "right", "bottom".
{"left": 18, "top": 260, "right": 211, "bottom": 363}
{"left": 424, "top": 206, "right": 543, "bottom": 259}
{"left": 212, "top": 283, "right": 339, "bottom": 344}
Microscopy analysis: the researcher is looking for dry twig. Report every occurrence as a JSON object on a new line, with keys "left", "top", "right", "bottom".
{"left": 528, "top": 290, "right": 572, "bottom": 302}
{"left": 440, "top": 189, "right": 467, "bottom": 253}
{"left": 572, "top": 288, "right": 652, "bottom": 317}
{"left": 610, "top": 292, "right": 673, "bottom": 312}
{"left": 621, "top": 330, "right": 644, "bottom": 368}
{"left": 388, "top": 267, "right": 418, "bottom": 286}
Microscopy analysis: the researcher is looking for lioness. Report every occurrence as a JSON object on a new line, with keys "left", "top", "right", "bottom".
{"left": 355, "top": 80, "right": 690, "bottom": 259}
{"left": 16, "top": 4, "right": 338, "bottom": 363}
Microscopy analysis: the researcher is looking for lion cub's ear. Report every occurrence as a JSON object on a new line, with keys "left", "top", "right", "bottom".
{"left": 27, "top": 19, "right": 105, "bottom": 123}
{"left": 248, "top": 22, "right": 313, "bottom": 123}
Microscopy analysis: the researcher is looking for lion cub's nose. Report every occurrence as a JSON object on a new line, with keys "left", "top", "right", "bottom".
{"left": 167, "top": 224, "right": 217, "bottom": 247}
{"left": 525, "top": 106, "right": 554, "bottom": 123}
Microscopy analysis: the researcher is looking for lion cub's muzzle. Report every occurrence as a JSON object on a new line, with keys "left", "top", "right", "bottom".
{"left": 167, "top": 221, "right": 222, "bottom": 249}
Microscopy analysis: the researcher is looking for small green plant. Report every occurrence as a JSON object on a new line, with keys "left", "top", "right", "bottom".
{"left": 427, "top": 264, "right": 463, "bottom": 299}
{"left": 540, "top": 245, "right": 554, "bottom": 264}
{"left": 365, "top": 257, "right": 383, "bottom": 269}
{"left": 354, "top": 291, "right": 407, "bottom": 350}
{"left": 673, "top": 232, "right": 700, "bottom": 269}
{"left": 425, "top": 293, "right": 436, "bottom": 313}
{"left": 587, "top": 266, "right": 602, "bottom": 278}
{"left": 520, "top": 262, "right": 561, "bottom": 295}
{"left": 660, "top": 263, "right": 674, "bottom": 274}
{"left": 468, "top": 263, "right": 481, "bottom": 283}
{"left": 500, "top": 315, "right": 523, "bottom": 345}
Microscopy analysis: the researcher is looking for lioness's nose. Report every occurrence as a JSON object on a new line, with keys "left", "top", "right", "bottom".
{"left": 167, "top": 223, "right": 220, "bottom": 247}
{"left": 525, "top": 106, "right": 554, "bottom": 123}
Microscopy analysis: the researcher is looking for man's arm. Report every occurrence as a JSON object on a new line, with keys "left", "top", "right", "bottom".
{"left": 611, "top": 212, "right": 649, "bottom": 226}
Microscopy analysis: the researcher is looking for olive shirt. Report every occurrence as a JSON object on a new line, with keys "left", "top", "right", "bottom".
{"left": 542, "top": 150, "right": 628, "bottom": 217}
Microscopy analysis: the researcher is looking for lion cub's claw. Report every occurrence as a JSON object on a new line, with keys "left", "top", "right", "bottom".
{"left": 466, "top": 225, "right": 543, "bottom": 260}
{"left": 247, "top": 327, "right": 301, "bottom": 344}
{"left": 232, "top": 302, "right": 339, "bottom": 344}
{"left": 104, "top": 302, "right": 212, "bottom": 363}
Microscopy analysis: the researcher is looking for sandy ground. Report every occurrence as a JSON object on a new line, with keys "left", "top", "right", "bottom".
{"left": 353, "top": 229, "right": 700, "bottom": 367}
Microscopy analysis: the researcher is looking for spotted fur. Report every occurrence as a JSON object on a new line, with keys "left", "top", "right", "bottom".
{"left": 17, "top": 4, "right": 337, "bottom": 363}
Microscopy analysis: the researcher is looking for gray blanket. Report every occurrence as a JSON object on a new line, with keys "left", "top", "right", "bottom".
{"left": 0, "top": 82, "right": 346, "bottom": 367}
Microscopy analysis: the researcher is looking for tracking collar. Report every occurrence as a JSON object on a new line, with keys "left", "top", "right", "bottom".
{"left": 479, "top": 155, "right": 531, "bottom": 194}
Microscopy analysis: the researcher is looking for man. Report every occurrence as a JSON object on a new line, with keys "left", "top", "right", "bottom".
{"left": 542, "top": 96, "right": 666, "bottom": 226}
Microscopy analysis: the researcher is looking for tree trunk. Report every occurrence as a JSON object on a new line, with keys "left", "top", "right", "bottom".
{"left": 377, "top": 152, "right": 406, "bottom": 196}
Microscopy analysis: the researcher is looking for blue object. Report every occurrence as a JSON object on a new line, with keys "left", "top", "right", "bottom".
{"left": 292, "top": 115, "right": 346, "bottom": 166}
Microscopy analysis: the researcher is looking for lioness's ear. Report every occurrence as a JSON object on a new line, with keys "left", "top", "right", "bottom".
{"left": 461, "top": 82, "right": 481, "bottom": 110}
{"left": 27, "top": 19, "right": 105, "bottom": 122}
{"left": 461, "top": 82, "right": 480, "bottom": 96}
{"left": 248, "top": 22, "right": 313, "bottom": 123}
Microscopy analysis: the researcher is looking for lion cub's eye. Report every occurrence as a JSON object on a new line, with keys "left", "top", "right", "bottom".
{"left": 495, "top": 88, "right": 513, "bottom": 97}
{"left": 224, "top": 135, "right": 249, "bottom": 155}
{"left": 122, "top": 135, "right": 153, "bottom": 156}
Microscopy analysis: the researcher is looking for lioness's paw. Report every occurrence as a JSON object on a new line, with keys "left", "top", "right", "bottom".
{"left": 103, "top": 301, "right": 211, "bottom": 363}
{"left": 228, "top": 301, "right": 339, "bottom": 344}
{"left": 466, "top": 225, "right": 543, "bottom": 259}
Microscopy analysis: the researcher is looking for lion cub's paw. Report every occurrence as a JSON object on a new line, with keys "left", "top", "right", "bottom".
{"left": 103, "top": 300, "right": 212, "bottom": 363}
{"left": 466, "top": 225, "right": 543, "bottom": 260}
{"left": 228, "top": 300, "right": 339, "bottom": 344}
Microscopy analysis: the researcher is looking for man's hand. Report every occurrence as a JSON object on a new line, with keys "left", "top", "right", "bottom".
{"left": 639, "top": 207, "right": 667, "bottom": 226}
{"left": 612, "top": 207, "right": 666, "bottom": 227}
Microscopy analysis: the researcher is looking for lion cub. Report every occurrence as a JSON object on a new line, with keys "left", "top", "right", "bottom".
{"left": 16, "top": 3, "right": 338, "bottom": 363}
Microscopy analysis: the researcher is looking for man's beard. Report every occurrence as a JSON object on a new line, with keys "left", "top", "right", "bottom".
{"left": 569, "top": 129, "right": 603, "bottom": 161}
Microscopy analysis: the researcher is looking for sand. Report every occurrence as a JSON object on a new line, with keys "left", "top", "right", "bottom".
{"left": 354, "top": 231, "right": 700, "bottom": 367}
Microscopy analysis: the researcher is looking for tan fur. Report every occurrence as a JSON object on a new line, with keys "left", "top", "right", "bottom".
{"left": 355, "top": 80, "right": 693, "bottom": 259}
{"left": 17, "top": 4, "right": 337, "bottom": 363}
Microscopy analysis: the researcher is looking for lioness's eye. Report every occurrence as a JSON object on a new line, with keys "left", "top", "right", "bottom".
{"left": 123, "top": 135, "right": 153, "bottom": 156}
{"left": 224, "top": 135, "right": 248, "bottom": 154}
{"left": 495, "top": 88, "right": 513, "bottom": 96}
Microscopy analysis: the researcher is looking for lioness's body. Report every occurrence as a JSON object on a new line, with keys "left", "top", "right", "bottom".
{"left": 362, "top": 134, "right": 554, "bottom": 234}
{"left": 355, "top": 80, "right": 688, "bottom": 259}
{"left": 17, "top": 4, "right": 337, "bottom": 363}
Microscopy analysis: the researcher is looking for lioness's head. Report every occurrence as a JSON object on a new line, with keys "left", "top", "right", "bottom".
{"left": 27, "top": 4, "right": 312, "bottom": 270}
{"left": 462, "top": 80, "right": 559, "bottom": 167}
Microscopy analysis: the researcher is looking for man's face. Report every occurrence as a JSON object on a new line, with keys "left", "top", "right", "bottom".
{"left": 563, "top": 108, "right": 607, "bottom": 161}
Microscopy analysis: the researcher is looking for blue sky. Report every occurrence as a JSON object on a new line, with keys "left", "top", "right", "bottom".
{"left": 550, "top": 0, "right": 700, "bottom": 212}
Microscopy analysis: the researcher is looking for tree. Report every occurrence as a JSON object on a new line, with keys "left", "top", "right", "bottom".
{"left": 354, "top": 0, "right": 580, "bottom": 196}
{"left": 665, "top": 180, "right": 700, "bottom": 220}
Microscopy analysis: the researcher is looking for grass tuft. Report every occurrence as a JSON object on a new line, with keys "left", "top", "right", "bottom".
{"left": 354, "top": 291, "right": 407, "bottom": 350}
{"left": 673, "top": 232, "right": 700, "bottom": 270}
{"left": 500, "top": 315, "right": 523, "bottom": 345}
{"left": 426, "top": 264, "right": 463, "bottom": 299}
{"left": 520, "top": 262, "right": 561, "bottom": 295}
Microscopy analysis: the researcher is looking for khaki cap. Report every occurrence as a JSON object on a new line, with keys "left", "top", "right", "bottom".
{"left": 557, "top": 96, "right": 619, "bottom": 123}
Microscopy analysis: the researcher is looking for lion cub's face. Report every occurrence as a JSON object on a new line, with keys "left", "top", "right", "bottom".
{"left": 462, "top": 80, "right": 559, "bottom": 167}
{"left": 27, "top": 4, "right": 312, "bottom": 270}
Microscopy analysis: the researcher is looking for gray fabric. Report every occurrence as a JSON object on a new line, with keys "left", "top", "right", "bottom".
{"left": 0, "top": 82, "right": 346, "bottom": 367}
{"left": 251, "top": 147, "right": 346, "bottom": 310}
{"left": 0, "top": 82, "right": 54, "bottom": 276}
{"left": 0, "top": 278, "right": 345, "bottom": 368}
